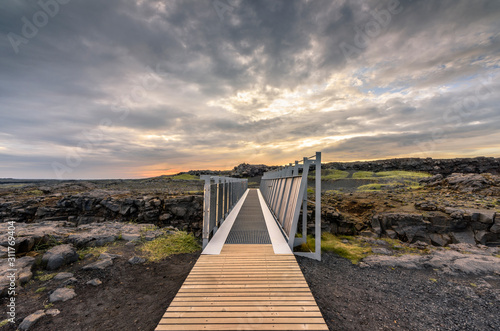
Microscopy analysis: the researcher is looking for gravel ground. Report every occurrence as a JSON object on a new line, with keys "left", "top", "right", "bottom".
{"left": 297, "top": 252, "right": 500, "bottom": 331}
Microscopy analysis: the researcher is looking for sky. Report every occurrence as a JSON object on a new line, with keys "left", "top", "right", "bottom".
{"left": 0, "top": 0, "right": 499, "bottom": 179}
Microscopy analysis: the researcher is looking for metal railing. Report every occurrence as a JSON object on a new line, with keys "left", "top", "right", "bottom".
{"left": 200, "top": 175, "right": 248, "bottom": 248}
{"left": 260, "top": 152, "right": 321, "bottom": 260}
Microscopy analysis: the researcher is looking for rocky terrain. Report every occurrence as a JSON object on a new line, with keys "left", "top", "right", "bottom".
{"left": 320, "top": 172, "right": 500, "bottom": 248}
{"left": 325, "top": 157, "right": 500, "bottom": 176}
{"left": 0, "top": 157, "right": 499, "bottom": 330}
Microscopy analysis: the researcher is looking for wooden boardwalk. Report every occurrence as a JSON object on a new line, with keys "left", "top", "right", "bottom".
{"left": 155, "top": 244, "right": 328, "bottom": 330}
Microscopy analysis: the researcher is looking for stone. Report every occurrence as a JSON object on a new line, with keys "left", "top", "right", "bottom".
{"left": 100, "top": 200, "right": 120, "bottom": 213}
{"left": 46, "top": 309, "right": 60, "bottom": 316}
{"left": 0, "top": 245, "right": 8, "bottom": 258}
{"left": 61, "top": 277, "right": 78, "bottom": 286}
{"left": 42, "top": 244, "right": 79, "bottom": 270}
{"left": 450, "top": 229, "right": 476, "bottom": 245}
{"left": 49, "top": 288, "right": 76, "bottom": 302}
{"left": 82, "top": 258, "right": 113, "bottom": 270}
{"left": 86, "top": 278, "right": 102, "bottom": 286}
{"left": 371, "top": 247, "right": 391, "bottom": 255}
{"left": 490, "top": 218, "right": 500, "bottom": 234}
{"left": 171, "top": 206, "right": 187, "bottom": 217}
{"left": 19, "top": 310, "right": 46, "bottom": 330}
{"left": 99, "top": 252, "right": 121, "bottom": 260}
{"left": 0, "top": 256, "right": 35, "bottom": 296}
{"left": 475, "top": 231, "right": 498, "bottom": 245}
{"left": 429, "top": 233, "right": 450, "bottom": 247}
{"left": 452, "top": 255, "right": 500, "bottom": 274}
{"left": 359, "top": 230, "right": 377, "bottom": 238}
{"left": 53, "top": 272, "right": 74, "bottom": 280}
{"left": 371, "top": 216, "right": 382, "bottom": 235}
{"left": 385, "top": 230, "right": 398, "bottom": 239}
{"left": 363, "top": 254, "right": 423, "bottom": 269}
{"left": 469, "top": 210, "right": 496, "bottom": 224}
{"left": 159, "top": 213, "right": 172, "bottom": 221}
{"left": 412, "top": 241, "right": 429, "bottom": 249}
{"left": 128, "top": 256, "right": 146, "bottom": 265}
{"left": 121, "top": 233, "right": 140, "bottom": 241}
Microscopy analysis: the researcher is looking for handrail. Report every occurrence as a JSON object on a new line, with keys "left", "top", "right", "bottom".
{"left": 259, "top": 152, "right": 322, "bottom": 260}
{"left": 200, "top": 175, "right": 248, "bottom": 248}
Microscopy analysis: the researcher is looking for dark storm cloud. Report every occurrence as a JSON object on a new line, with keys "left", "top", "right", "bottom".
{"left": 0, "top": 0, "right": 499, "bottom": 178}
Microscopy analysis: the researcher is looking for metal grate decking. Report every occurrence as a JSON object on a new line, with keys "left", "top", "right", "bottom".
{"left": 225, "top": 190, "right": 271, "bottom": 244}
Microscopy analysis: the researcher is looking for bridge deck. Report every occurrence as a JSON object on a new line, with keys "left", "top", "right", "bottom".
{"left": 155, "top": 190, "right": 328, "bottom": 330}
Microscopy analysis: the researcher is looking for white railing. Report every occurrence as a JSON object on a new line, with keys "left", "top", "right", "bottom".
{"left": 260, "top": 152, "right": 322, "bottom": 260}
{"left": 200, "top": 176, "right": 248, "bottom": 248}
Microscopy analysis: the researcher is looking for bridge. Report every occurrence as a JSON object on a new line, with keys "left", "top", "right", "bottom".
{"left": 155, "top": 153, "right": 328, "bottom": 330}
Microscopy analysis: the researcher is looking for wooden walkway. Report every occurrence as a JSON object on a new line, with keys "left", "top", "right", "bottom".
{"left": 155, "top": 244, "right": 328, "bottom": 330}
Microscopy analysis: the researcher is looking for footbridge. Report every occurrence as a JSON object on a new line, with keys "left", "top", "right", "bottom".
{"left": 155, "top": 152, "right": 327, "bottom": 330}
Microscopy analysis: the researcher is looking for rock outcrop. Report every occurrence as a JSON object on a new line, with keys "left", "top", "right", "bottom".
{"left": 0, "top": 193, "right": 203, "bottom": 236}
{"left": 325, "top": 157, "right": 500, "bottom": 176}
{"left": 42, "top": 244, "right": 79, "bottom": 270}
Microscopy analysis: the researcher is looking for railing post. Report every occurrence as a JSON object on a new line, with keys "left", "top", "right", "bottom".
{"left": 315, "top": 151, "right": 322, "bottom": 261}
{"left": 201, "top": 175, "right": 211, "bottom": 249}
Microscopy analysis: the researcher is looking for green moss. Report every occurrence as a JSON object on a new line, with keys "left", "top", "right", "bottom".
{"left": 36, "top": 272, "right": 56, "bottom": 282}
{"left": 141, "top": 231, "right": 201, "bottom": 262}
{"left": 299, "top": 233, "right": 371, "bottom": 264}
{"left": 375, "top": 171, "right": 431, "bottom": 179}
{"left": 470, "top": 283, "right": 477, "bottom": 287}
{"left": 35, "top": 287, "right": 47, "bottom": 293}
{"left": 44, "top": 303, "right": 54, "bottom": 309}
{"left": 317, "top": 169, "right": 349, "bottom": 180}
{"left": 171, "top": 174, "right": 201, "bottom": 180}
{"left": 352, "top": 171, "right": 375, "bottom": 179}
{"left": 26, "top": 189, "right": 44, "bottom": 195}
{"left": 429, "top": 278, "right": 437, "bottom": 283}
{"left": 358, "top": 183, "right": 383, "bottom": 191}
{"left": 78, "top": 245, "right": 110, "bottom": 260}
{"left": 324, "top": 190, "right": 342, "bottom": 195}
{"left": 0, "top": 319, "right": 9, "bottom": 327}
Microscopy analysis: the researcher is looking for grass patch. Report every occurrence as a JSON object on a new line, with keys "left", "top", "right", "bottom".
{"left": 141, "top": 231, "right": 200, "bottom": 262}
{"left": 358, "top": 183, "right": 383, "bottom": 191}
{"left": 33, "top": 234, "right": 62, "bottom": 252}
{"left": 78, "top": 245, "right": 110, "bottom": 260}
{"left": 36, "top": 272, "right": 56, "bottom": 282}
{"left": 429, "top": 278, "right": 437, "bottom": 283}
{"left": 171, "top": 174, "right": 201, "bottom": 180}
{"left": 324, "top": 189, "right": 342, "bottom": 195}
{"left": 35, "top": 287, "right": 47, "bottom": 293}
{"left": 309, "top": 169, "right": 349, "bottom": 181}
{"left": 0, "top": 319, "right": 9, "bottom": 327}
{"left": 352, "top": 171, "right": 375, "bottom": 179}
{"left": 44, "top": 303, "right": 54, "bottom": 309}
{"left": 470, "top": 283, "right": 477, "bottom": 287}
{"left": 375, "top": 171, "right": 431, "bottom": 179}
{"left": 26, "top": 189, "right": 44, "bottom": 195}
{"left": 495, "top": 254, "right": 500, "bottom": 258}
{"left": 299, "top": 233, "right": 371, "bottom": 264}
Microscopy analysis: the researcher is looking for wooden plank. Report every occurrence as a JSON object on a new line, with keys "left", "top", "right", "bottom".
{"left": 158, "top": 317, "right": 327, "bottom": 324}
{"left": 155, "top": 243, "right": 327, "bottom": 331}
{"left": 156, "top": 324, "right": 329, "bottom": 330}
{"left": 163, "top": 311, "right": 324, "bottom": 318}
{"left": 169, "top": 301, "right": 319, "bottom": 307}
{"left": 165, "top": 306, "right": 321, "bottom": 312}
{"left": 172, "top": 295, "right": 314, "bottom": 301}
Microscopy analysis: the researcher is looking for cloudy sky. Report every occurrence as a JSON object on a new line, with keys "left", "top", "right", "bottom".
{"left": 1, "top": 0, "right": 499, "bottom": 179}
